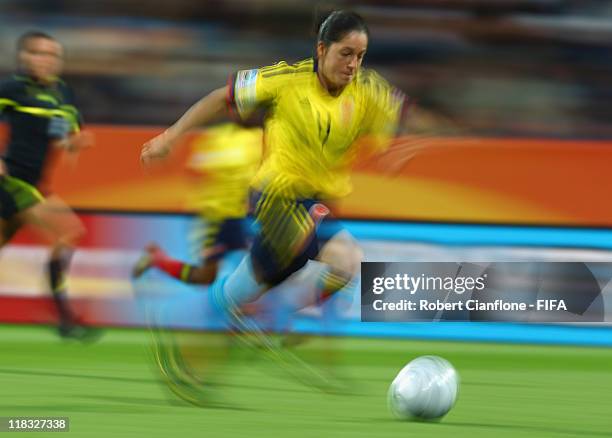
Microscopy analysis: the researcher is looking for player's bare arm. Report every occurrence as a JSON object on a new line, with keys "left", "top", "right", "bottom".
{"left": 140, "top": 86, "right": 228, "bottom": 165}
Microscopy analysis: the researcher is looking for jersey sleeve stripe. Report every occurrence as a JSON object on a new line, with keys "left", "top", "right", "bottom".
{"left": 0, "top": 98, "right": 18, "bottom": 111}
{"left": 225, "top": 73, "right": 240, "bottom": 122}
{"left": 11, "top": 105, "right": 80, "bottom": 132}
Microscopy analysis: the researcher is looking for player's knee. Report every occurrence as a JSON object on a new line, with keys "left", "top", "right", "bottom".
{"left": 60, "top": 225, "right": 85, "bottom": 247}
{"left": 59, "top": 216, "right": 87, "bottom": 246}
{"left": 318, "top": 235, "right": 363, "bottom": 280}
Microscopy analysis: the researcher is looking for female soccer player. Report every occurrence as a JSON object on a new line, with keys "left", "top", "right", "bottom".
{"left": 133, "top": 123, "right": 263, "bottom": 285}
{"left": 141, "top": 10, "right": 406, "bottom": 330}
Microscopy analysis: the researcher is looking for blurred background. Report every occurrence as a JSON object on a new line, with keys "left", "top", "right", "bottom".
{"left": 1, "top": 2, "right": 612, "bottom": 437}
{"left": 2, "top": 0, "right": 612, "bottom": 137}
{"left": 1, "top": 0, "right": 612, "bottom": 332}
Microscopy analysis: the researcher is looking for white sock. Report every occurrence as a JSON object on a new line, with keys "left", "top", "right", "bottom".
{"left": 221, "top": 254, "right": 266, "bottom": 308}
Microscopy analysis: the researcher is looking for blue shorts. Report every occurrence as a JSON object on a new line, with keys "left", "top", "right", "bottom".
{"left": 199, "top": 218, "right": 249, "bottom": 262}
{"left": 249, "top": 191, "right": 344, "bottom": 286}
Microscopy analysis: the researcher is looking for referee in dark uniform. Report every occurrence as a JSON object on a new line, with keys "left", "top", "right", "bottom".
{"left": 0, "top": 31, "right": 97, "bottom": 340}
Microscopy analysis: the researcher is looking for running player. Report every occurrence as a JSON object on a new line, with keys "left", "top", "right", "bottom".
{"left": 141, "top": 11, "right": 405, "bottom": 317}
{"left": 0, "top": 31, "right": 97, "bottom": 340}
{"left": 132, "top": 123, "right": 263, "bottom": 285}
{"left": 142, "top": 10, "right": 410, "bottom": 400}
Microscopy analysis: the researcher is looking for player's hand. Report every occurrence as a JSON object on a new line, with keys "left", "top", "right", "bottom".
{"left": 140, "top": 131, "right": 176, "bottom": 165}
{"left": 52, "top": 130, "right": 94, "bottom": 153}
{"left": 0, "top": 159, "right": 6, "bottom": 176}
{"left": 377, "top": 136, "right": 482, "bottom": 174}
{"left": 376, "top": 136, "right": 431, "bottom": 174}
{"left": 70, "top": 130, "right": 95, "bottom": 151}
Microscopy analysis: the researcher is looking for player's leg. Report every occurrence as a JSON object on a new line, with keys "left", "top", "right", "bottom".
{"left": 259, "top": 229, "right": 360, "bottom": 387}
{"left": 0, "top": 177, "right": 22, "bottom": 247}
{"left": 0, "top": 216, "right": 18, "bottom": 247}
{"left": 203, "top": 194, "right": 344, "bottom": 392}
{"left": 264, "top": 229, "right": 361, "bottom": 349}
{"left": 132, "top": 242, "right": 203, "bottom": 282}
{"left": 208, "top": 192, "right": 333, "bottom": 354}
{"left": 315, "top": 229, "right": 363, "bottom": 303}
{"left": 263, "top": 207, "right": 362, "bottom": 311}
{"left": 211, "top": 189, "right": 322, "bottom": 315}
{"left": 150, "top": 324, "right": 227, "bottom": 407}
{"left": 131, "top": 215, "right": 212, "bottom": 282}
{"left": 0, "top": 177, "right": 81, "bottom": 337}
{"left": 132, "top": 218, "right": 247, "bottom": 285}
{"left": 186, "top": 217, "right": 249, "bottom": 284}
{"left": 144, "top": 218, "right": 250, "bottom": 403}
{"left": 16, "top": 192, "right": 94, "bottom": 339}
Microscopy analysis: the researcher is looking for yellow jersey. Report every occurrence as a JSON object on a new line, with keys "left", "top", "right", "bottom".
{"left": 230, "top": 58, "right": 405, "bottom": 199}
{"left": 186, "top": 123, "right": 263, "bottom": 219}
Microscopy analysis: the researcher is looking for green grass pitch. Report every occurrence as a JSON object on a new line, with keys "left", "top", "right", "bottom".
{"left": 1, "top": 324, "right": 611, "bottom": 437}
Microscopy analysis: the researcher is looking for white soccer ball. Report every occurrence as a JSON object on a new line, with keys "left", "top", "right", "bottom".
{"left": 387, "top": 355, "right": 459, "bottom": 421}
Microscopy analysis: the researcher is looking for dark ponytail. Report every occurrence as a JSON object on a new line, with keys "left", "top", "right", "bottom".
{"left": 316, "top": 10, "right": 369, "bottom": 47}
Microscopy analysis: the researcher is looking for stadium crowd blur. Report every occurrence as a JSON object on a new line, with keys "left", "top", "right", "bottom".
{"left": 1, "top": 0, "right": 611, "bottom": 138}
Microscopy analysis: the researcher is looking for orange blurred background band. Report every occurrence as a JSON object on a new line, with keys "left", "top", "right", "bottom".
{"left": 2, "top": 124, "right": 611, "bottom": 226}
